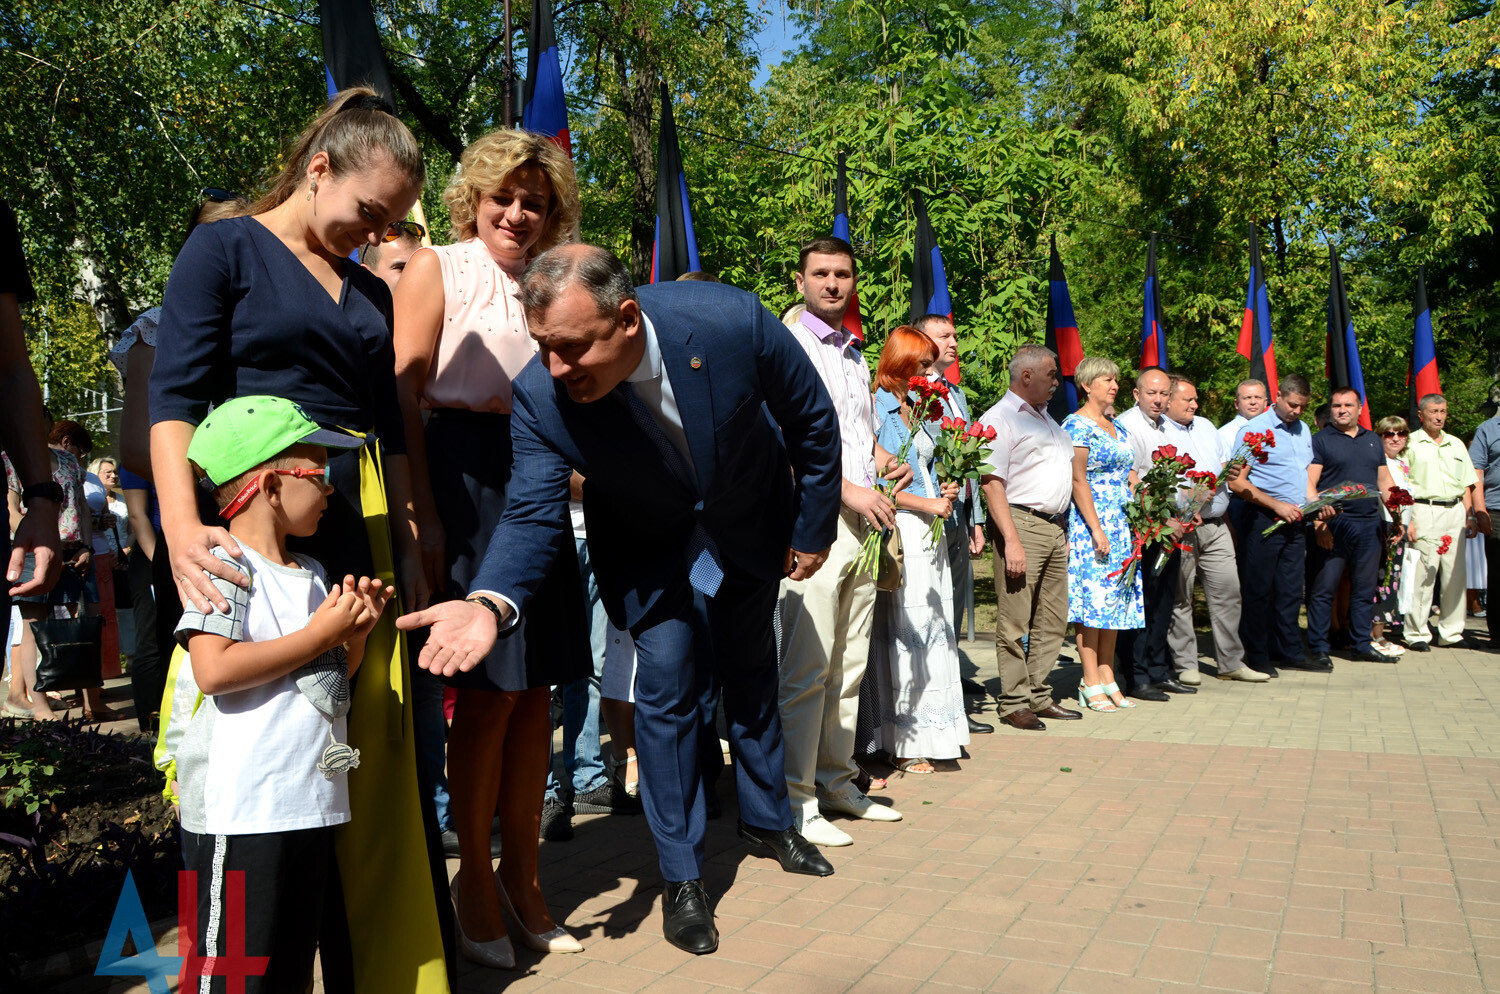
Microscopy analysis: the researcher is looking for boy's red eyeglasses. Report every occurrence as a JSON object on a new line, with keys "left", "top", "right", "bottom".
{"left": 221, "top": 468, "right": 329, "bottom": 520}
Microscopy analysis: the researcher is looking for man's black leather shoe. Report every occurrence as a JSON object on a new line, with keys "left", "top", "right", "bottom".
{"left": 1284, "top": 654, "right": 1333, "bottom": 673}
{"left": 1157, "top": 678, "right": 1197, "bottom": 694}
{"left": 1405, "top": 640, "right": 1431, "bottom": 652}
{"left": 738, "top": 821, "right": 834, "bottom": 876}
{"left": 1356, "top": 647, "right": 1399, "bottom": 664}
{"left": 662, "top": 879, "right": 718, "bottom": 954}
{"left": 1131, "top": 684, "right": 1171, "bottom": 702}
{"left": 966, "top": 714, "right": 994, "bottom": 734}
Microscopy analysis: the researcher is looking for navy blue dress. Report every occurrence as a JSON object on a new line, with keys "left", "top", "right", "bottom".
{"left": 148, "top": 216, "right": 405, "bottom": 578}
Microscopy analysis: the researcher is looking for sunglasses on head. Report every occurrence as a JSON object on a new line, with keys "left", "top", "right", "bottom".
{"left": 1381, "top": 430, "right": 1409, "bottom": 438}
{"left": 383, "top": 220, "right": 426, "bottom": 242}
{"left": 200, "top": 187, "right": 240, "bottom": 203}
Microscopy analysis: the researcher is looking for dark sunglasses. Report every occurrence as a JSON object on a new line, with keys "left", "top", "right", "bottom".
{"left": 200, "top": 187, "right": 241, "bottom": 203}
{"left": 1381, "top": 430, "right": 1409, "bottom": 438}
{"left": 384, "top": 220, "right": 426, "bottom": 242}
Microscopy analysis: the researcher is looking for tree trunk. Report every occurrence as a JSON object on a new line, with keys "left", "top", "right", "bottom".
{"left": 616, "top": 50, "right": 657, "bottom": 284}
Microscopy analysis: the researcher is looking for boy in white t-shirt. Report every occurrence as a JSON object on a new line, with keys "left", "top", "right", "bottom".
{"left": 174, "top": 396, "right": 393, "bottom": 993}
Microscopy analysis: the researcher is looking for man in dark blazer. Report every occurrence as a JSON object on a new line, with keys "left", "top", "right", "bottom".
{"left": 399, "top": 244, "right": 843, "bottom": 955}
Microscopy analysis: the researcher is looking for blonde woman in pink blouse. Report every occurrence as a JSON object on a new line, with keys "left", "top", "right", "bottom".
{"left": 393, "top": 128, "right": 587, "bottom": 969}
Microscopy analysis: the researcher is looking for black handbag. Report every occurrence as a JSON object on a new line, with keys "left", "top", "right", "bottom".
{"left": 32, "top": 615, "right": 105, "bottom": 692}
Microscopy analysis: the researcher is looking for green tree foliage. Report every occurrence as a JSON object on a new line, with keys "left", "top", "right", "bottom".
{"left": 1, "top": 0, "right": 1495, "bottom": 434}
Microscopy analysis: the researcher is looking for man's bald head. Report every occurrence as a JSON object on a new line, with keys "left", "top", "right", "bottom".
{"left": 518, "top": 243, "right": 638, "bottom": 322}
{"left": 1133, "top": 367, "right": 1171, "bottom": 418}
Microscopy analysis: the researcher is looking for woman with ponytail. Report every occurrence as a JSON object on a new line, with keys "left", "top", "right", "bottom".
{"left": 148, "top": 88, "right": 449, "bottom": 994}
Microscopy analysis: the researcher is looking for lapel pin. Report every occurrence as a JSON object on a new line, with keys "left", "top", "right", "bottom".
{"left": 690, "top": 356, "right": 703, "bottom": 369}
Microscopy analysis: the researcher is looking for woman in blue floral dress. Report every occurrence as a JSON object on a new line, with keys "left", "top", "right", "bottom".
{"left": 1062, "top": 357, "right": 1144, "bottom": 712}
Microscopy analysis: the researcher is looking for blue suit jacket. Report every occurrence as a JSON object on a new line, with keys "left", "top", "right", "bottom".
{"left": 472, "top": 281, "right": 843, "bottom": 630}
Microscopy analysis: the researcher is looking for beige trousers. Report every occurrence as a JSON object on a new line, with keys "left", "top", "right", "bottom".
{"left": 1403, "top": 502, "right": 1468, "bottom": 644}
{"left": 1167, "top": 518, "right": 1247, "bottom": 673}
{"left": 777, "top": 509, "right": 875, "bottom": 817}
{"left": 993, "top": 510, "right": 1065, "bottom": 716}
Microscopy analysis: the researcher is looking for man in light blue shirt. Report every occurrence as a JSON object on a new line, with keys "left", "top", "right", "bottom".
{"left": 1228, "top": 373, "right": 1322, "bottom": 676}
{"left": 1469, "top": 410, "right": 1500, "bottom": 642}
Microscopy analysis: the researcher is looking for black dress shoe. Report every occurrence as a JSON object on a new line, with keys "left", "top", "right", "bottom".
{"left": 662, "top": 879, "right": 718, "bottom": 954}
{"left": 966, "top": 714, "right": 994, "bottom": 733}
{"left": 1157, "top": 678, "right": 1197, "bottom": 695}
{"left": 1356, "top": 647, "right": 1399, "bottom": 664}
{"left": 1282, "top": 655, "right": 1333, "bottom": 673}
{"left": 1131, "top": 685, "right": 1170, "bottom": 702}
{"left": 1034, "top": 704, "right": 1083, "bottom": 720}
{"left": 1247, "top": 662, "right": 1280, "bottom": 678}
{"left": 1405, "top": 640, "right": 1431, "bottom": 652}
{"left": 737, "top": 821, "right": 834, "bottom": 876}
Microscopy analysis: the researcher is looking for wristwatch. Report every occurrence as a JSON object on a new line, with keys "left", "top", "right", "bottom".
{"left": 21, "top": 481, "right": 64, "bottom": 505}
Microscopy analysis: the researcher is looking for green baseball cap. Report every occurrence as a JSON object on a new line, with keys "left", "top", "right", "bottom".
{"left": 188, "top": 395, "right": 364, "bottom": 485}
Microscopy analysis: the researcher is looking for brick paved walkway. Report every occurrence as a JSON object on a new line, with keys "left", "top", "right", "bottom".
{"left": 86, "top": 622, "right": 1500, "bottom": 993}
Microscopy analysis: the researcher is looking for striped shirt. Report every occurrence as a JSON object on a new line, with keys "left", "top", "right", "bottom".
{"left": 786, "top": 311, "right": 875, "bottom": 487}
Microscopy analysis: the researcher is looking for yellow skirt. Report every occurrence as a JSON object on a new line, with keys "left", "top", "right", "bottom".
{"left": 337, "top": 439, "right": 450, "bottom": 993}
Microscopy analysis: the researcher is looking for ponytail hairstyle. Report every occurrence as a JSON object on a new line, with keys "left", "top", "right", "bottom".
{"left": 250, "top": 87, "right": 425, "bottom": 216}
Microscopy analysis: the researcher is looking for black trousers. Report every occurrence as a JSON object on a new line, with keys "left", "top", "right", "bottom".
{"left": 1238, "top": 504, "right": 1307, "bottom": 664}
{"left": 180, "top": 826, "right": 344, "bottom": 994}
{"left": 126, "top": 550, "right": 166, "bottom": 733}
{"left": 1116, "top": 548, "right": 1182, "bottom": 690}
{"left": 1307, "top": 516, "right": 1381, "bottom": 655}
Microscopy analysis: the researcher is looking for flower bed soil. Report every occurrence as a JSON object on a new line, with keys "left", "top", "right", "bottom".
{"left": 1, "top": 716, "right": 180, "bottom": 986}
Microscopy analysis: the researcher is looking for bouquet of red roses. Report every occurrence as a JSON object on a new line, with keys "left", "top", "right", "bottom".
{"left": 1110, "top": 443, "right": 1197, "bottom": 589}
{"left": 1155, "top": 429, "right": 1277, "bottom": 570}
{"left": 851, "top": 376, "right": 948, "bottom": 579}
{"left": 925, "top": 416, "right": 996, "bottom": 546}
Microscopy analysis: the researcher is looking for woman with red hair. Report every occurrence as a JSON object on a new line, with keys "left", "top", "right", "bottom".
{"left": 864, "top": 327, "right": 968, "bottom": 774}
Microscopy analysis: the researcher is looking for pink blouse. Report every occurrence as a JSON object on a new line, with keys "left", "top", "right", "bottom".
{"left": 423, "top": 239, "right": 538, "bottom": 413}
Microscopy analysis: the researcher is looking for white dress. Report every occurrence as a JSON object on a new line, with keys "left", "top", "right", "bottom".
{"left": 868, "top": 427, "right": 971, "bottom": 761}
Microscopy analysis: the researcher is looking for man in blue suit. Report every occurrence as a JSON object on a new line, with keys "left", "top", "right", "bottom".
{"left": 399, "top": 244, "right": 843, "bottom": 955}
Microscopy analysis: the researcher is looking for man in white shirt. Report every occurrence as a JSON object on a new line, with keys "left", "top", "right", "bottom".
{"left": 1162, "top": 376, "right": 1268, "bottom": 685}
{"left": 976, "top": 345, "right": 1082, "bottom": 730}
{"left": 1114, "top": 367, "right": 1196, "bottom": 701}
{"left": 1218, "top": 378, "right": 1269, "bottom": 453}
{"left": 777, "top": 237, "right": 910, "bottom": 845}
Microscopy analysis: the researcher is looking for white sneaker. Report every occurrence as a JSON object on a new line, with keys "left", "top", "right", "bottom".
{"left": 797, "top": 813, "right": 854, "bottom": 847}
{"left": 1177, "top": 670, "right": 1202, "bottom": 686}
{"left": 1218, "top": 666, "right": 1270, "bottom": 682}
{"left": 818, "top": 787, "right": 902, "bottom": 822}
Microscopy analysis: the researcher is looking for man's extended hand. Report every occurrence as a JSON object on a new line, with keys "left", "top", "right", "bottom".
{"left": 844, "top": 484, "right": 896, "bottom": 532}
{"left": 784, "top": 546, "right": 829, "bottom": 581}
{"left": 395, "top": 597, "right": 508, "bottom": 677}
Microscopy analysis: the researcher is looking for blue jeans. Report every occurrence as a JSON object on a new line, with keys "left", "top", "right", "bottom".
{"left": 412, "top": 668, "right": 452, "bottom": 832}
{"left": 546, "top": 537, "right": 609, "bottom": 800}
